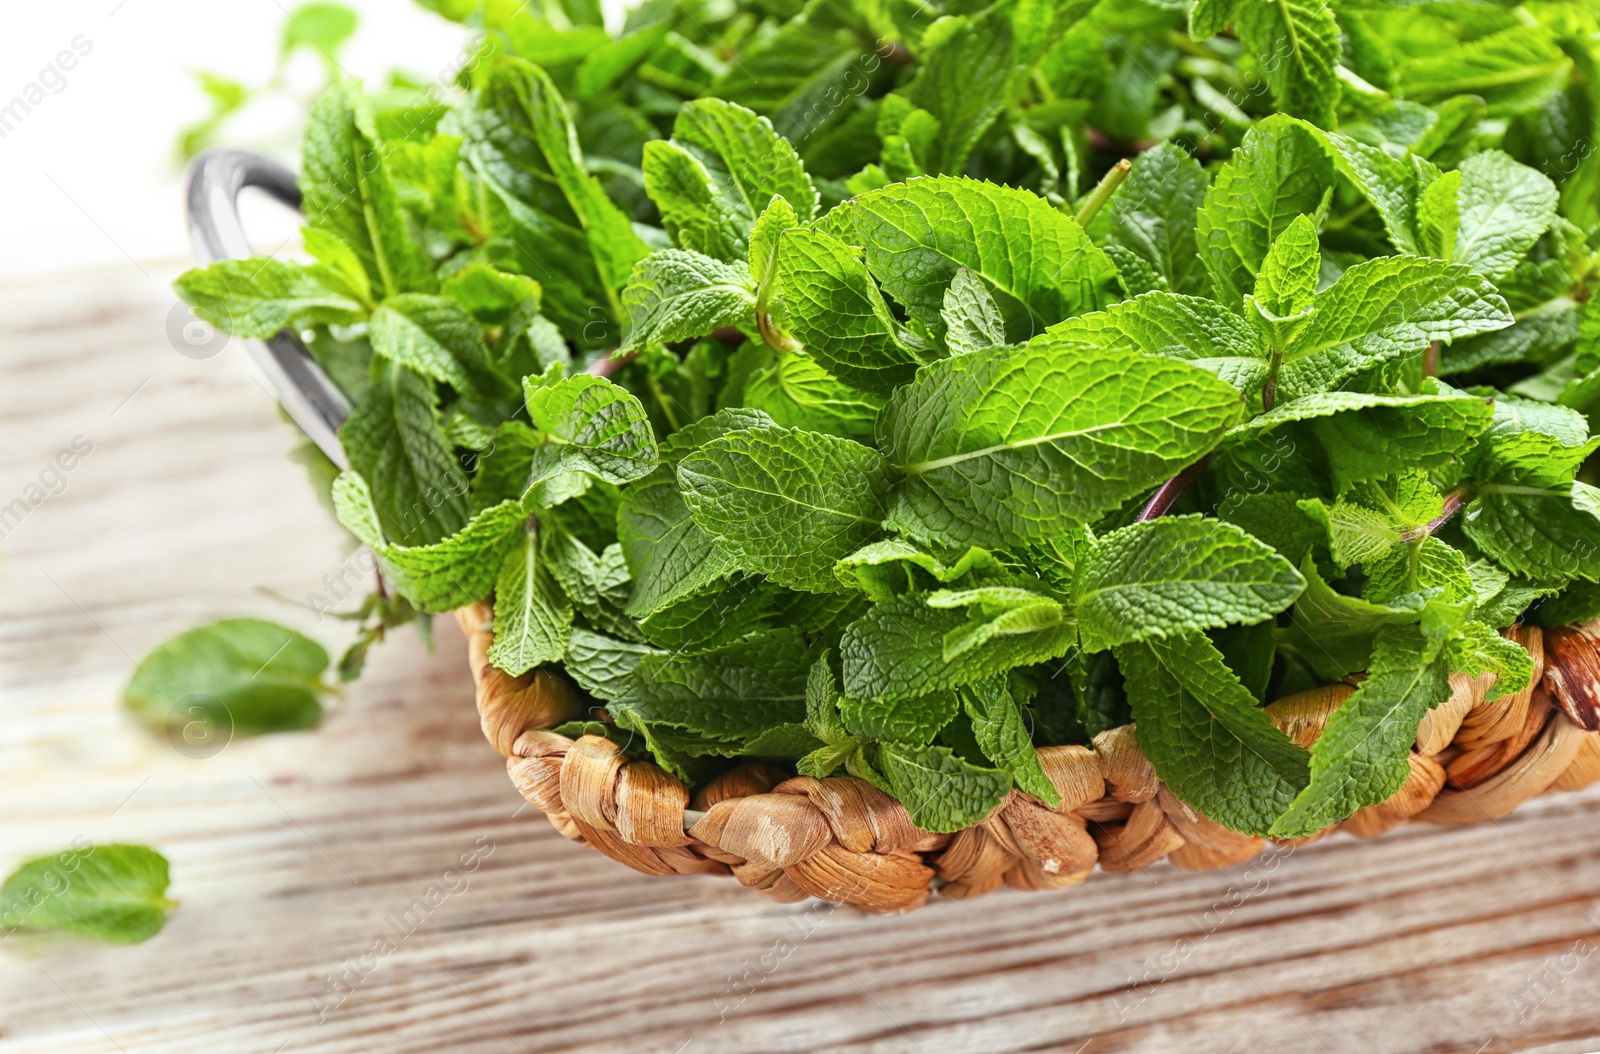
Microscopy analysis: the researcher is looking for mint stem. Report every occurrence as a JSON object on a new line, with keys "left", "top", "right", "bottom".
{"left": 1137, "top": 454, "right": 1213, "bottom": 521}
{"left": 1073, "top": 158, "right": 1132, "bottom": 228}
{"left": 1422, "top": 340, "right": 1440, "bottom": 379}
{"left": 1262, "top": 348, "right": 1282, "bottom": 412}
{"left": 1399, "top": 486, "right": 1471, "bottom": 543}
{"left": 585, "top": 348, "right": 636, "bottom": 379}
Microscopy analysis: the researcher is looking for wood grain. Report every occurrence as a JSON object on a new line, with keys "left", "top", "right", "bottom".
{"left": 5, "top": 264, "right": 1600, "bottom": 1054}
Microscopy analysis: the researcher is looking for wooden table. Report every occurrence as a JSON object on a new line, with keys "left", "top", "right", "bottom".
{"left": 6, "top": 263, "right": 1600, "bottom": 1054}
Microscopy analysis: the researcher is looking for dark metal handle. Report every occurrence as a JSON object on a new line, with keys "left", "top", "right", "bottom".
{"left": 184, "top": 148, "right": 351, "bottom": 468}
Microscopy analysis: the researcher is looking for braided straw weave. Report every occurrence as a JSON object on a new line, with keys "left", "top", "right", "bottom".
{"left": 457, "top": 605, "right": 1600, "bottom": 915}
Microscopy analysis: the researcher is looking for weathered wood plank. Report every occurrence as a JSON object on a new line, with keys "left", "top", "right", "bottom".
{"left": 4, "top": 264, "right": 1600, "bottom": 1054}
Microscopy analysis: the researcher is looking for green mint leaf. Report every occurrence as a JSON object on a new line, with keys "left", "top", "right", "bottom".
{"left": 859, "top": 740, "right": 1011, "bottom": 833}
{"left": 1277, "top": 255, "right": 1513, "bottom": 399}
{"left": 1446, "top": 150, "right": 1559, "bottom": 281}
{"left": 1047, "top": 291, "right": 1271, "bottom": 396}
{"left": 1297, "top": 497, "right": 1402, "bottom": 570}
{"left": 1104, "top": 142, "right": 1211, "bottom": 297}
{"left": 1307, "top": 125, "right": 1424, "bottom": 254}
{"left": 619, "top": 249, "right": 756, "bottom": 353}
{"left": 747, "top": 194, "right": 799, "bottom": 288}
{"left": 1, "top": 845, "right": 174, "bottom": 944}
{"left": 900, "top": 9, "right": 1016, "bottom": 174}
{"left": 643, "top": 98, "right": 817, "bottom": 262}
{"left": 369, "top": 294, "right": 514, "bottom": 400}
{"left": 1449, "top": 620, "right": 1534, "bottom": 701}
{"left": 300, "top": 80, "right": 432, "bottom": 298}
{"left": 1393, "top": 24, "right": 1571, "bottom": 119}
{"left": 804, "top": 652, "right": 850, "bottom": 747}
{"left": 438, "top": 262, "right": 541, "bottom": 324}
{"left": 824, "top": 175, "right": 1120, "bottom": 340}
{"left": 840, "top": 588, "right": 1077, "bottom": 702}
{"left": 883, "top": 340, "right": 1243, "bottom": 547}
{"left": 1269, "top": 626, "right": 1451, "bottom": 838}
{"left": 333, "top": 472, "right": 527, "bottom": 610}
{"left": 835, "top": 538, "right": 1004, "bottom": 602}
{"left": 563, "top": 628, "right": 660, "bottom": 703}
{"left": 174, "top": 259, "right": 366, "bottom": 338}
{"left": 842, "top": 689, "right": 959, "bottom": 746}
{"left": 1117, "top": 632, "right": 1310, "bottom": 836}
{"left": 1076, "top": 515, "right": 1305, "bottom": 653}
{"left": 765, "top": 225, "right": 924, "bottom": 396}
{"left": 338, "top": 364, "right": 468, "bottom": 547}
{"left": 618, "top": 468, "right": 739, "bottom": 618}
{"left": 488, "top": 525, "right": 574, "bottom": 675}
{"left": 524, "top": 368, "right": 659, "bottom": 486}
{"left": 962, "top": 679, "right": 1061, "bottom": 806}
{"left": 1189, "top": 0, "right": 1238, "bottom": 39}
{"left": 1235, "top": 0, "right": 1340, "bottom": 127}
{"left": 1464, "top": 435, "right": 1600, "bottom": 584}
{"left": 1280, "top": 556, "right": 1430, "bottom": 680}
{"left": 743, "top": 351, "right": 884, "bottom": 442}
{"left": 941, "top": 267, "right": 1007, "bottom": 356}
{"left": 124, "top": 618, "right": 329, "bottom": 737}
{"left": 1196, "top": 116, "right": 1333, "bottom": 309}
{"left": 1253, "top": 214, "right": 1320, "bottom": 318}
{"left": 637, "top": 575, "right": 769, "bottom": 653}
{"left": 542, "top": 531, "right": 635, "bottom": 640}
{"left": 677, "top": 425, "right": 895, "bottom": 592}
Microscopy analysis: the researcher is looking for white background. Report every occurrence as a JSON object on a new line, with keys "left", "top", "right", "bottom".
{"left": 0, "top": 1, "right": 492, "bottom": 277}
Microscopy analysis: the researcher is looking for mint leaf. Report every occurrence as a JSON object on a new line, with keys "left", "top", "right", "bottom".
{"left": 835, "top": 538, "right": 1004, "bottom": 602}
{"left": 1280, "top": 556, "right": 1430, "bottom": 680}
{"left": 524, "top": 369, "right": 659, "bottom": 486}
{"left": 1269, "top": 626, "right": 1451, "bottom": 838}
{"left": 1076, "top": 515, "right": 1305, "bottom": 652}
{"left": 1394, "top": 25, "right": 1570, "bottom": 118}
{"left": 841, "top": 689, "right": 958, "bottom": 746}
{"left": 743, "top": 350, "right": 883, "bottom": 441}
{"left": 962, "top": 679, "right": 1061, "bottom": 806}
{"left": 677, "top": 425, "right": 895, "bottom": 592}
{"left": 840, "top": 588, "right": 1076, "bottom": 702}
{"left": 1446, "top": 150, "right": 1559, "bottom": 281}
{"left": 369, "top": 294, "right": 513, "bottom": 400}
{"left": 617, "top": 468, "right": 739, "bottom": 618}
{"left": 338, "top": 365, "right": 468, "bottom": 547}
{"left": 1197, "top": 116, "right": 1333, "bottom": 309}
{"left": 1117, "top": 632, "right": 1310, "bottom": 836}
{"left": 1, "top": 845, "right": 175, "bottom": 944}
{"left": 900, "top": 8, "right": 1016, "bottom": 174}
{"left": 941, "top": 267, "right": 1007, "bottom": 355}
{"left": 859, "top": 740, "right": 1011, "bottom": 833}
{"left": 619, "top": 250, "right": 755, "bottom": 353}
{"left": 1104, "top": 142, "right": 1211, "bottom": 297}
{"left": 1235, "top": 0, "right": 1340, "bottom": 127}
{"left": 124, "top": 618, "right": 329, "bottom": 737}
{"left": 488, "top": 525, "right": 574, "bottom": 676}
{"left": 826, "top": 176, "right": 1120, "bottom": 339}
{"left": 643, "top": 98, "right": 816, "bottom": 262}
{"left": 883, "top": 339, "right": 1243, "bottom": 546}
{"left": 174, "top": 259, "right": 366, "bottom": 338}
{"left": 1253, "top": 214, "right": 1319, "bottom": 318}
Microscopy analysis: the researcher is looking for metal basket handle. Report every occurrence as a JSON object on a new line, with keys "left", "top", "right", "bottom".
{"left": 183, "top": 148, "right": 350, "bottom": 468}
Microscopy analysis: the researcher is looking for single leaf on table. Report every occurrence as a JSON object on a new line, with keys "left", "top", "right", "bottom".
{"left": 1117, "top": 631, "right": 1310, "bottom": 836}
{"left": 840, "top": 588, "right": 1076, "bottom": 702}
{"left": 369, "top": 294, "right": 514, "bottom": 400}
{"left": 173, "top": 259, "right": 367, "bottom": 338}
{"left": 0, "top": 845, "right": 175, "bottom": 944}
{"left": 1104, "top": 142, "right": 1212, "bottom": 297}
{"left": 1269, "top": 626, "right": 1451, "bottom": 838}
{"left": 1235, "top": 0, "right": 1341, "bottom": 128}
{"left": 765, "top": 225, "right": 924, "bottom": 396}
{"left": 488, "top": 526, "right": 574, "bottom": 676}
{"left": 124, "top": 618, "right": 329, "bottom": 737}
{"left": 858, "top": 740, "right": 1011, "bottom": 833}
{"left": 822, "top": 176, "right": 1120, "bottom": 341}
{"left": 642, "top": 97, "right": 817, "bottom": 262}
{"left": 677, "top": 425, "right": 896, "bottom": 592}
{"left": 338, "top": 363, "right": 468, "bottom": 547}
{"left": 1196, "top": 116, "right": 1333, "bottom": 309}
{"left": 962, "top": 678, "right": 1061, "bottom": 806}
{"left": 524, "top": 369, "right": 659, "bottom": 486}
{"left": 941, "top": 267, "right": 1008, "bottom": 356}
{"left": 300, "top": 80, "right": 434, "bottom": 297}
{"left": 881, "top": 340, "right": 1243, "bottom": 547}
{"left": 618, "top": 250, "right": 756, "bottom": 353}
{"left": 333, "top": 471, "right": 527, "bottom": 610}
{"left": 1075, "top": 515, "right": 1305, "bottom": 653}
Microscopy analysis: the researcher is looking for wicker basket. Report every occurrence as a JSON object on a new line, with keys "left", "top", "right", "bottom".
{"left": 458, "top": 607, "right": 1600, "bottom": 914}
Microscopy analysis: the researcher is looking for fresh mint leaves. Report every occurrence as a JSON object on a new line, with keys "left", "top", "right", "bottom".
{"left": 1, "top": 844, "right": 175, "bottom": 944}
{"left": 174, "top": 0, "right": 1600, "bottom": 843}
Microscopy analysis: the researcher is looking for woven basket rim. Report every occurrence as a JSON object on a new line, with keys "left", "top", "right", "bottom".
{"left": 458, "top": 604, "right": 1599, "bottom": 914}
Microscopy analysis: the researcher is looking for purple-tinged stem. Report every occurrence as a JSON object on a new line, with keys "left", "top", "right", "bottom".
{"left": 1400, "top": 486, "right": 1471, "bottom": 543}
{"left": 1137, "top": 455, "right": 1213, "bottom": 521}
